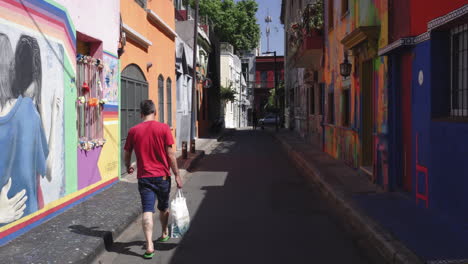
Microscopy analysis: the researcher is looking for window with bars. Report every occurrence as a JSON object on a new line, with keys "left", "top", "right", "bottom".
{"left": 261, "top": 71, "right": 268, "bottom": 88}
{"left": 342, "top": 88, "right": 350, "bottom": 127}
{"left": 451, "top": 23, "right": 468, "bottom": 119}
{"left": 319, "top": 83, "right": 325, "bottom": 115}
{"left": 341, "top": 0, "right": 349, "bottom": 15}
{"left": 158, "top": 75, "right": 165, "bottom": 123}
{"left": 328, "top": 90, "right": 335, "bottom": 124}
{"left": 328, "top": 0, "right": 334, "bottom": 29}
{"left": 309, "top": 85, "right": 315, "bottom": 114}
{"left": 166, "top": 78, "right": 172, "bottom": 127}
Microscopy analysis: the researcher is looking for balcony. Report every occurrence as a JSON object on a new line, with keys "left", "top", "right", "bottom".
{"left": 290, "top": 30, "right": 323, "bottom": 69}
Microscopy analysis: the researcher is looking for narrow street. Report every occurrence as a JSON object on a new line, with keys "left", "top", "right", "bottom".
{"left": 94, "top": 129, "right": 370, "bottom": 264}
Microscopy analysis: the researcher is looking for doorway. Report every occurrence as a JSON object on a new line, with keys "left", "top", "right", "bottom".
{"left": 361, "top": 60, "right": 374, "bottom": 175}
{"left": 120, "top": 64, "right": 148, "bottom": 174}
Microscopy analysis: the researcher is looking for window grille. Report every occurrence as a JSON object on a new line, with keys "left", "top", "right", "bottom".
{"left": 342, "top": 0, "right": 349, "bottom": 15}
{"left": 309, "top": 85, "right": 315, "bottom": 114}
{"left": 167, "top": 78, "right": 172, "bottom": 126}
{"left": 158, "top": 75, "right": 165, "bottom": 123}
{"left": 328, "top": 90, "right": 334, "bottom": 124}
{"left": 76, "top": 55, "right": 105, "bottom": 149}
{"left": 342, "top": 88, "right": 350, "bottom": 127}
{"left": 451, "top": 23, "right": 468, "bottom": 118}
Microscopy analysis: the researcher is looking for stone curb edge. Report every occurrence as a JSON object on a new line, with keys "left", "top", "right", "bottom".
{"left": 271, "top": 132, "right": 424, "bottom": 264}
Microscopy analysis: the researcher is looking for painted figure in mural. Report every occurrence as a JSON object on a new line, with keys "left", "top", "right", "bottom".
{"left": 16, "top": 37, "right": 61, "bottom": 185}
{"left": 0, "top": 33, "right": 28, "bottom": 224}
{"left": 0, "top": 34, "right": 58, "bottom": 225}
{"left": 124, "top": 100, "right": 183, "bottom": 259}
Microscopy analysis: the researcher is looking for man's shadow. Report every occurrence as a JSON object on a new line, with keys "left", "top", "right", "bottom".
{"left": 69, "top": 225, "right": 178, "bottom": 259}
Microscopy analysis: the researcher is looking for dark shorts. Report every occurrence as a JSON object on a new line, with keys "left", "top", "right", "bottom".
{"left": 138, "top": 176, "right": 171, "bottom": 213}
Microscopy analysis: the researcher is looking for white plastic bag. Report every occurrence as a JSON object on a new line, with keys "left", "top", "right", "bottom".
{"left": 170, "top": 189, "right": 190, "bottom": 238}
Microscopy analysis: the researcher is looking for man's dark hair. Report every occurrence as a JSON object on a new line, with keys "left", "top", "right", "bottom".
{"left": 140, "top": 100, "right": 156, "bottom": 116}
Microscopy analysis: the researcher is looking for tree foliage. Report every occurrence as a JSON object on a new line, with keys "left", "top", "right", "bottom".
{"left": 190, "top": 0, "right": 260, "bottom": 52}
{"left": 220, "top": 84, "right": 237, "bottom": 103}
{"left": 265, "top": 81, "right": 284, "bottom": 112}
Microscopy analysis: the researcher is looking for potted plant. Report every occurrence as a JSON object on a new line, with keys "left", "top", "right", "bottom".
{"left": 301, "top": 0, "right": 323, "bottom": 36}
{"left": 289, "top": 22, "right": 303, "bottom": 48}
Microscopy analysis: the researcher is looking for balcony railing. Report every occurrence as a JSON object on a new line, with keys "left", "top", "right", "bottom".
{"left": 175, "top": 6, "right": 213, "bottom": 36}
{"left": 290, "top": 29, "right": 323, "bottom": 69}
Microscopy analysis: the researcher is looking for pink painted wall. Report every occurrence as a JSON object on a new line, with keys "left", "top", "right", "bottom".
{"left": 55, "top": 0, "right": 120, "bottom": 53}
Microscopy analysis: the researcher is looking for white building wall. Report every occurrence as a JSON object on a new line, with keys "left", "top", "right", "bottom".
{"left": 220, "top": 46, "right": 246, "bottom": 129}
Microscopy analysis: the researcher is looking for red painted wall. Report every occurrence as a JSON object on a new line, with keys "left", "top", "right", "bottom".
{"left": 411, "top": 0, "right": 466, "bottom": 35}
{"left": 391, "top": 0, "right": 411, "bottom": 41}
{"left": 255, "top": 56, "right": 285, "bottom": 89}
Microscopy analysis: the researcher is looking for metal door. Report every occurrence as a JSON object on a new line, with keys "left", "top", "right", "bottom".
{"left": 121, "top": 65, "right": 148, "bottom": 174}
{"left": 176, "top": 74, "right": 192, "bottom": 149}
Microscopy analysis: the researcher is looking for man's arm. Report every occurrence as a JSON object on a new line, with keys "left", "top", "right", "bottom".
{"left": 166, "top": 145, "right": 183, "bottom": 188}
{"left": 124, "top": 150, "right": 134, "bottom": 174}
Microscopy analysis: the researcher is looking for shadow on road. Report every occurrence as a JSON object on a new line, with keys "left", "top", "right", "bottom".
{"left": 69, "top": 225, "right": 178, "bottom": 259}
{"left": 167, "top": 129, "right": 369, "bottom": 264}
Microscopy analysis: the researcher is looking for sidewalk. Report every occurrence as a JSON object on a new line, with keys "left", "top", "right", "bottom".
{"left": 0, "top": 133, "right": 224, "bottom": 264}
{"left": 270, "top": 128, "right": 468, "bottom": 264}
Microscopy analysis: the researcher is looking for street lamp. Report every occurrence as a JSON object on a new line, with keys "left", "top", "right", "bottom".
{"left": 340, "top": 50, "right": 352, "bottom": 77}
{"left": 262, "top": 51, "right": 278, "bottom": 132}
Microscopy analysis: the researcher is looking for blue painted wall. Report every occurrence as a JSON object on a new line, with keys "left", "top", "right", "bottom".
{"left": 412, "top": 34, "right": 468, "bottom": 221}
{"left": 411, "top": 41, "right": 431, "bottom": 209}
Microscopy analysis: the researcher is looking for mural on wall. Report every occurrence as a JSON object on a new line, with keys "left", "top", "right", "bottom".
{"left": 324, "top": 0, "right": 388, "bottom": 184}
{"left": 103, "top": 54, "right": 119, "bottom": 105}
{"left": 0, "top": 24, "right": 65, "bottom": 225}
{"left": 98, "top": 53, "right": 119, "bottom": 180}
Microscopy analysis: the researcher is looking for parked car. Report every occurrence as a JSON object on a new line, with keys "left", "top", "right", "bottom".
{"left": 259, "top": 114, "right": 277, "bottom": 128}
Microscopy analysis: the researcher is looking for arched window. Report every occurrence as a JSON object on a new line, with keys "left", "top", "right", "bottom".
{"left": 166, "top": 78, "right": 172, "bottom": 127}
{"left": 158, "top": 75, "right": 164, "bottom": 123}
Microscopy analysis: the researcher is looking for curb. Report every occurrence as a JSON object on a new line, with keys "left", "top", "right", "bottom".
{"left": 271, "top": 132, "right": 424, "bottom": 264}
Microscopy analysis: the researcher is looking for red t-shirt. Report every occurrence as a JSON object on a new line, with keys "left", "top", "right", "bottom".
{"left": 124, "top": 121, "right": 174, "bottom": 178}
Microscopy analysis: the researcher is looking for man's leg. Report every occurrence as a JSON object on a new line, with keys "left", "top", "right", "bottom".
{"left": 138, "top": 178, "right": 157, "bottom": 253}
{"left": 142, "top": 212, "right": 154, "bottom": 252}
{"left": 156, "top": 177, "right": 171, "bottom": 240}
{"left": 159, "top": 210, "right": 169, "bottom": 238}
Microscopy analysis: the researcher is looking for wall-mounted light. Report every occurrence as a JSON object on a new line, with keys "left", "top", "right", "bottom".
{"left": 147, "top": 62, "right": 153, "bottom": 70}
{"left": 340, "top": 50, "right": 352, "bottom": 77}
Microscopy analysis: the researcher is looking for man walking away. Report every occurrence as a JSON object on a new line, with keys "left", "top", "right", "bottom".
{"left": 124, "top": 100, "right": 183, "bottom": 259}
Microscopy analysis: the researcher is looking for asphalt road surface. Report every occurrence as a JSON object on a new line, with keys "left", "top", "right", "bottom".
{"left": 94, "top": 129, "right": 371, "bottom": 264}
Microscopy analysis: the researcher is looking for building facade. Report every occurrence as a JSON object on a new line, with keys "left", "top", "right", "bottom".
{"left": 221, "top": 43, "right": 249, "bottom": 128}
{"left": 175, "top": 36, "right": 194, "bottom": 149}
{"left": 175, "top": 4, "right": 215, "bottom": 138}
{"left": 381, "top": 1, "right": 468, "bottom": 219}
{"left": 119, "top": 0, "right": 177, "bottom": 172}
{"left": 281, "top": 0, "right": 324, "bottom": 145}
{"left": 0, "top": 0, "right": 120, "bottom": 244}
{"left": 322, "top": 0, "right": 389, "bottom": 184}
{"left": 240, "top": 50, "right": 256, "bottom": 125}
{"left": 254, "top": 56, "right": 285, "bottom": 119}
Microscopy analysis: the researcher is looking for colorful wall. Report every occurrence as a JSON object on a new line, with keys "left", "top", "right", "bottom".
{"left": 324, "top": 0, "right": 389, "bottom": 185}
{"left": 385, "top": 3, "right": 468, "bottom": 220}
{"left": 0, "top": 0, "right": 120, "bottom": 245}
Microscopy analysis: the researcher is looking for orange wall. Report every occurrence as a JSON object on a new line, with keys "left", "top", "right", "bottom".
{"left": 120, "top": 0, "right": 177, "bottom": 141}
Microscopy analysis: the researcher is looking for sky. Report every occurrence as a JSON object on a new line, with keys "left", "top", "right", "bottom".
{"left": 256, "top": 0, "right": 285, "bottom": 55}
{"left": 237, "top": 0, "right": 285, "bottom": 55}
